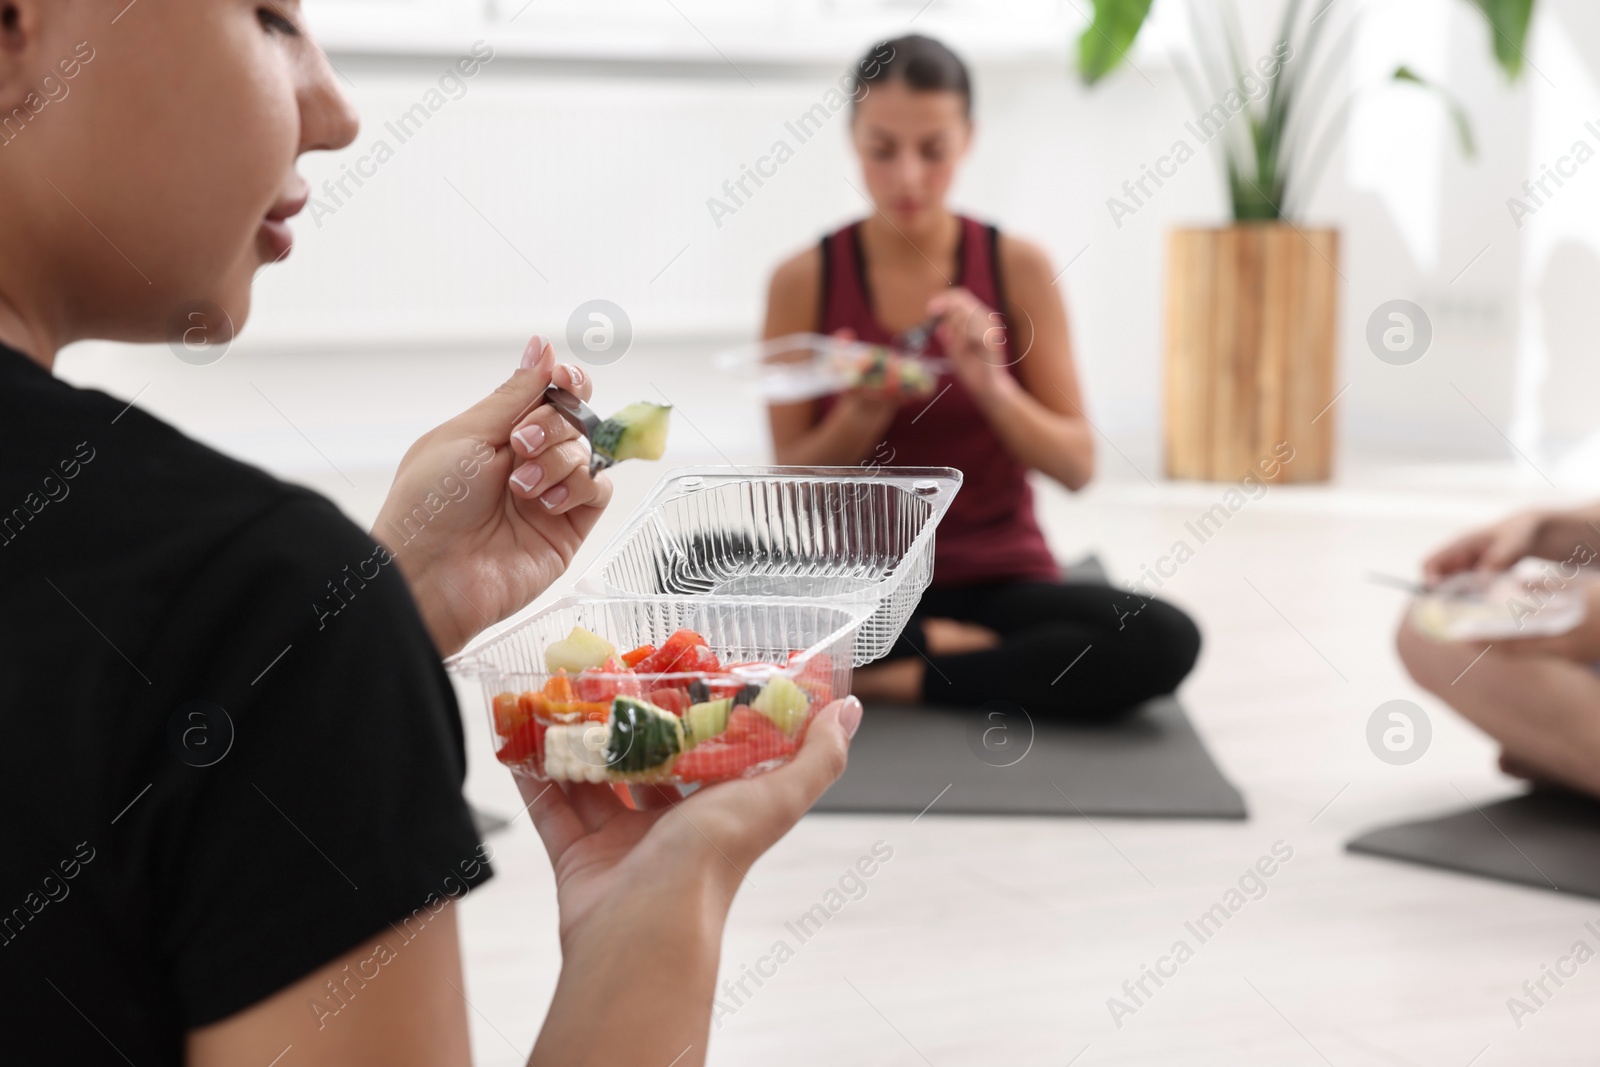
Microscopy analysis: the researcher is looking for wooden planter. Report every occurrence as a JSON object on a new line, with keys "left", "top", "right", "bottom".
{"left": 1164, "top": 225, "right": 1340, "bottom": 483}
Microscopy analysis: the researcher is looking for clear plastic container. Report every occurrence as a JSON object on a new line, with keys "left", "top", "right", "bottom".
{"left": 1410, "top": 560, "right": 1588, "bottom": 641}
{"left": 576, "top": 466, "right": 963, "bottom": 665}
{"left": 715, "top": 332, "right": 948, "bottom": 403}
{"left": 447, "top": 595, "right": 864, "bottom": 783}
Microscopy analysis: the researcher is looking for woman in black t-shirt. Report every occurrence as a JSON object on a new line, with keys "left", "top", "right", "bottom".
{"left": 0, "top": 4, "right": 859, "bottom": 1065}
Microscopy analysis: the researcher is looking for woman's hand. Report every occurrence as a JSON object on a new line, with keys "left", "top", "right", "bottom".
{"left": 810, "top": 327, "right": 899, "bottom": 460}
{"left": 1423, "top": 510, "right": 1548, "bottom": 583}
{"left": 1422, "top": 507, "right": 1600, "bottom": 585}
{"left": 524, "top": 697, "right": 863, "bottom": 1067}
{"left": 927, "top": 287, "right": 1016, "bottom": 404}
{"left": 372, "top": 336, "right": 611, "bottom": 657}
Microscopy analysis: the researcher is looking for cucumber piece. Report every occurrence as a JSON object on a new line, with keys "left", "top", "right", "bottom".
{"left": 544, "top": 626, "right": 616, "bottom": 673}
{"left": 606, "top": 695, "right": 685, "bottom": 777}
{"left": 685, "top": 698, "right": 733, "bottom": 747}
{"left": 752, "top": 677, "right": 808, "bottom": 735}
{"left": 592, "top": 402, "right": 671, "bottom": 463}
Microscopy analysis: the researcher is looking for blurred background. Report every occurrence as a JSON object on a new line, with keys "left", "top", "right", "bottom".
{"left": 54, "top": 2, "right": 1600, "bottom": 1061}
{"left": 59, "top": 0, "right": 1600, "bottom": 487}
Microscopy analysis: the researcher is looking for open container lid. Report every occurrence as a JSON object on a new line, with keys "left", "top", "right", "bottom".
{"left": 572, "top": 465, "right": 962, "bottom": 666}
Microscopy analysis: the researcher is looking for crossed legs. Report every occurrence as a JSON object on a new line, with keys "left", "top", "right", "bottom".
{"left": 1396, "top": 618, "right": 1600, "bottom": 797}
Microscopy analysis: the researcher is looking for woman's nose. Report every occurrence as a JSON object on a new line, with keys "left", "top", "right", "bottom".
{"left": 300, "top": 54, "right": 360, "bottom": 154}
{"left": 893, "top": 151, "right": 924, "bottom": 190}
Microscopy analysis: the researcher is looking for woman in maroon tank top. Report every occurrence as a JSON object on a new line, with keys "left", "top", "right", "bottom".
{"left": 765, "top": 35, "right": 1200, "bottom": 721}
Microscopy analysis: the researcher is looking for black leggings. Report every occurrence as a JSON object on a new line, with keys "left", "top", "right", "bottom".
{"left": 886, "top": 580, "right": 1201, "bottom": 723}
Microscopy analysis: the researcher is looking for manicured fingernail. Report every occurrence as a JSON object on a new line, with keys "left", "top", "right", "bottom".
{"left": 560, "top": 362, "right": 586, "bottom": 389}
{"left": 510, "top": 462, "right": 543, "bottom": 493}
{"left": 520, "top": 334, "right": 549, "bottom": 370}
{"left": 513, "top": 424, "right": 546, "bottom": 454}
{"left": 540, "top": 483, "right": 569, "bottom": 509}
{"left": 839, "top": 696, "right": 863, "bottom": 739}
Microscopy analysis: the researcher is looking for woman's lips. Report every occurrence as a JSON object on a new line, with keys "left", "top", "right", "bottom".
{"left": 259, "top": 218, "right": 295, "bottom": 260}
{"left": 259, "top": 190, "right": 309, "bottom": 261}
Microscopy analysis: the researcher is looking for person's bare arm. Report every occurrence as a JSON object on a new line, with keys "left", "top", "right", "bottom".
{"left": 184, "top": 698, "right": 862, "bottom": 1067}
{"left": 187, "top": 903, "right": 473, "bottom": 1066}
{"left": 764, "top": 247, "right": 898, "bottom": 467}
{"left": 928, "top": 236, "right": 1095, "bottom": 491}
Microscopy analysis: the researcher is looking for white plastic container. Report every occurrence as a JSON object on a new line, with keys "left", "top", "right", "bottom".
{"left": 576, "top": 465, "right": 963, "bottom": 665}
{"left": 715, "top": 332, "right": 947, "bottom": 403}
{"left": 1410, "top": 561, "right": 1588, "bottom": 641}
{"left": 447, "top": 595, "right": 863, "bottom": 783}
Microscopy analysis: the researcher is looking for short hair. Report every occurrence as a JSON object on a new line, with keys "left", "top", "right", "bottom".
{"left": 854, "top": 34, "right": 972, "bottom": 118}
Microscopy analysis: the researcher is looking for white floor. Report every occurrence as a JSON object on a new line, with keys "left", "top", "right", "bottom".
{"left": 73, "top": 328, "right": 1598, "bottom": 1066}
{"left": 373, "top": 452, "right": 1599, "bottom": 1067}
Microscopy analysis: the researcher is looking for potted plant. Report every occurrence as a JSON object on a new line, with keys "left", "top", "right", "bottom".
{"left": 1079, "top": 0, "right": 1533, "bottom": 482}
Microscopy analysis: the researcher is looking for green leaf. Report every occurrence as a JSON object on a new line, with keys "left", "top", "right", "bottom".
{"left": 1465, "top": 0, "right": 1534, "bottom": 80}
{"left": 1392, "top": 65, "right": 1478, "bottom": 157}
{"left": 1077, "top": 0, "right": 1155, "bottom": 85}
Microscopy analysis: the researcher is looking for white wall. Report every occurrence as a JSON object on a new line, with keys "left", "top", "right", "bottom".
{"left": 55, "top": 0, "right": 1600, "bottom": 486}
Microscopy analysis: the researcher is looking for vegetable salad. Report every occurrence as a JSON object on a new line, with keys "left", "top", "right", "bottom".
{"left": 492, "top": 625, "right": 833, "bottom": 784}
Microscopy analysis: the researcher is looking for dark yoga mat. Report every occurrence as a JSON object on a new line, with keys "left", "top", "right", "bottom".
{"left": 1348, "top": 789, "right": 1600, "bottom": 900}
{"left": 811, "top": 696, "right": 1247, "bottom": 819}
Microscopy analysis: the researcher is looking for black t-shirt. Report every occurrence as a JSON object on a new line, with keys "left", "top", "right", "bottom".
{"left": 0, "top": 344, "right": 491, "bottom": 1063}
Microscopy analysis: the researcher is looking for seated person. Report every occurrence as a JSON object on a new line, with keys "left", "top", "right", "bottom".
{"left": 0, "top": 3, "right": 857, "bottom": 1064}
{"left": 764, "top": 34, "right": 1200, "bottom": 721}
{"left": 1398, "top": 504, "right": 1600, "bottom": 797}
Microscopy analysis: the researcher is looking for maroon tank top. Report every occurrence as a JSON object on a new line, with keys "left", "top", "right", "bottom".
{"left": 817, "top": 217, "right": 1058, "bottom": 589}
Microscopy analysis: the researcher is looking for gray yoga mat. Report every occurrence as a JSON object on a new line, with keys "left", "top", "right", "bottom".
{"left": 811, "top": 696, "right": 1247, "bottom": 819}
{"left": 1347, "top": 789, "right": 1600, "bottom": 900}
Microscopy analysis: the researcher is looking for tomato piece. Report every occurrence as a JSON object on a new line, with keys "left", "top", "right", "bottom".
{"left": 647, "top": 687, "right": 690, "bottom": 716}
{"left": 574, "top": 657, "right": 637, "bottom": 704}
{"left": 786, "top": 652, "right": 834, "bottom": 707}
{"left": 674, "top": 728, "right": 796, "bottom": 783}
{"left": 621, "top": 644, "right": 656, "bottom": 668}
{"left": 637, "top": 629, "right": 707, "bottom": 674}
{"left": 573, "top": 670, "right": 613, "bottom": 704}
{"left": 688, "top": 644, "right": 721, "bottom": 673}
{"left": 673, "top": 741, "right": 747, "bottom": 782}
{"left": 723, "top": 704, "right": 779, "bottom": 744}
{"left": 495, "top": 718, "right": 546, "bottom": 769}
